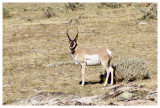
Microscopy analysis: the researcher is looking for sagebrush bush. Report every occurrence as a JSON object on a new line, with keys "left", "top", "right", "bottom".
{"left": 64, "top": 3, "right": 85, "bottom": 11}
{"left": 113, "top": 57, "right": 150, "bottom": 83}
{"left": 97, "top": 3, "right": 122, "bottom": 9}
{"left": 42, "top": 4, "right": 56, "bottom": 18}
{"left": 3, "top": 7, "right": 10, "bottom": 18}
{"left": 139, "top": 3, "right": 157, "bottom": 20}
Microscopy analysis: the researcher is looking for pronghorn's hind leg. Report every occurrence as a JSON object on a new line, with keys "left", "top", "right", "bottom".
{"left": 103, "top": 67, "right": 110, "bottom": 86}
{"left": 101, "top": 59, "right": 113, "bottom": 86}
{"left": 81, "top": 63, "right": 86, "bottom": 86}
{"left": 109, "top": 66, "right": 114, "bottom": 85}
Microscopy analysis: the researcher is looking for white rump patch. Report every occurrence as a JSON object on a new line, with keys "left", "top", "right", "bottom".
{"left": 85, "top": 55, "right": 101, "bottom": 66}
{"left": 106, "top": 49, "right": 112, "bottom": 59}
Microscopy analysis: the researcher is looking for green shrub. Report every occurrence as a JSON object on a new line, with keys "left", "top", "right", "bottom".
{"left": 42, "top": 4, "right": 56, "bottom": 18}
{"left": 113, "top": 57, "right": 150, "bottom": 83}
{"left": 64, "top": 3, "right": 85, "bottom": 11}
{"left": 139, "top": 3, "right": 157, "bottom": 20}
{"left": 3, "top": 7, "right": 10, "bottom": 18}
{"left": 97, "top": 3, "right": 122, "bottom": 9}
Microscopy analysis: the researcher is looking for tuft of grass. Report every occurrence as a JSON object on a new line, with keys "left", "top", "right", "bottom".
{"left": 42, "top": 4, "right": 56, "bottom": 18}
{"left": 138, "top": 3, "right": 157, "bottom": 20}
{"left": 3, "top": 7, "right": 10, "bottom": 18}
{"left": 64, "top": 3, "right": 85, "bottom": 11}
{"left": 97, "top": 3, "right": 122, "bottom": 9}
{"left": 113, "top": 57, "right": 150, "bottom": 83}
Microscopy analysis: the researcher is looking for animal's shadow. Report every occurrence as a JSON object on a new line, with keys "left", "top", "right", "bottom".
{"left": 79, "top": 65, "right": 116, "bottom": 85}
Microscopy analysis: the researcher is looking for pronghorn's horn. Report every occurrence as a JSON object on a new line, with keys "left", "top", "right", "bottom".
{"left": 74, "top": 30, "right": 79, "bottom": 41}
{"left": 67, "top": 30, "right": 71, "bottom": 41}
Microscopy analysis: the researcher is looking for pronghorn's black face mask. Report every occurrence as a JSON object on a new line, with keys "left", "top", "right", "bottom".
{"left": 66, "top": 30, "right": 79, "bottom": 54}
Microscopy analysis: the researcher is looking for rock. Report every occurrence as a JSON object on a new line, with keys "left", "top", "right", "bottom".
{"left": 139, "top": 84, "right": 146, "bottom": 88}
{"left": 12, "top": 83, "right": 157, "bottom": 106}
{"left": 117, "top": 91, "right": 133, "bottom": 101}
{"left": 138, "top": 22, "right": 148, "bottom": 25}
{"left": 14, "top": 24, "right": 18, "bottom": 27}
{"left": 107, "top": 84, "right": 123, "bottom": 91}
{"left": 72, "top": 95, "right": 101, "bottom": 104}
{"left": 3, "top": 84, "right": 10, "bottom": 87}
{"left": 110, "top": 90, "right": 123, "bottom": 98}
{"left": 26, "top": 91, "right": 95, "bottom": 105}
{"left": 117, "top": 100, "right": 157, "bottom": 106}
{"left": 34, "top": 8, "right": 37, "bottom": 11}
{"left": 27, "top": 7, "right": 32, "bottom": 11}
{"left": 131, "top": 89, "right": 148, "bottom": 99}
{"left": 145, "top": 90, "right": 157, "bottom": 102}
{"left": 28, "top": 92, "right": 48, "bottom": 104}
{"left": 33, "top": 89, "right": 38, "bottom": 92}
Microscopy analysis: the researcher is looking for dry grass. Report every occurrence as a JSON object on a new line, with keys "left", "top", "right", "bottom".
{"left": 3, "top": 3, "right": 157, "bottom": 104}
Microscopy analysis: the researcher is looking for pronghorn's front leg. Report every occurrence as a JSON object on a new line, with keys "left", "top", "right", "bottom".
{"left": 81, "top": 63, "right": 86, "bottom": 86}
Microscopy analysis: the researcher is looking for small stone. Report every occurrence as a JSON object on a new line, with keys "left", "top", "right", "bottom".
{"left": 117, "top": 92, "right": 133, "bottom": 101}
{"left": 33, "top": 89, "right": 38, "bottom": 92}
{"left": 122, "top": 92, "right": 133, "bottom": 99}
{"left": 3, "top": 84, "right": 10, "bottom": 87}
{"left": 27, "top": 7, "right": 32, "bottom": 11}
{"left": 138, "top": 22, "right": 148, "bottom": 25}
{"left": 34, "top": 8, "right": 37, "bottom": 11}
{"left": 139, "top": 84, "right": 145, "bottom": 88}
{"left": 109, "top": 92, "right": 114, "bottom": 96}
{"left": 46, "top": 64, "right": 52, "bottom": 67}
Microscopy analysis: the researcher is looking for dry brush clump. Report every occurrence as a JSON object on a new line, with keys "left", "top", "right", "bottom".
{"left": 97, "top": 3, "right": 122, "bottom": 9}
{"left": 113, "top": 57, "right": 150, "bottom": 83}
{"left": 64, "top": 3, "right": 85, "bottom": 11}
{"left": 42, "top": 4, "right": 56, "bottom": 18}
{"left": 3, "top": 7, "right": 10, "bottom": 18}
{"left": 138, "top": 3, "right": 157, "bottom": 20}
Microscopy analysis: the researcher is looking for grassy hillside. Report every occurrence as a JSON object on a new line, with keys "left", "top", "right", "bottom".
{"left": 3, "top": 3, "right": 157, "bottom": 105}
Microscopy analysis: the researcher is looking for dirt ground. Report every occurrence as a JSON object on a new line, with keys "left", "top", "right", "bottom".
{"left": 3, "top": 3, "right": 157, "bottom": 105}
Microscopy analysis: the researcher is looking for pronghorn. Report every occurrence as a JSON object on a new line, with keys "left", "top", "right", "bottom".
{"left": 66, "top": 30, "right": 114, "bottom": 86}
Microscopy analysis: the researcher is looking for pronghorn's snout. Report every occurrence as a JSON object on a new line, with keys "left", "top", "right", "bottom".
{"left": 70, "top": 41, "right": 76, "bottom": 48}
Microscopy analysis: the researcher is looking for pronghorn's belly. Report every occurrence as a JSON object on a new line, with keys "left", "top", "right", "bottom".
{"left": 85, "top": 55, "right": 101, "bottom": 66}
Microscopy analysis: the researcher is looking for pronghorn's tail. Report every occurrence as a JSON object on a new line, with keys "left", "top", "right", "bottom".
{"left": 106, "top": 49, "right": 112, "bottom": 59}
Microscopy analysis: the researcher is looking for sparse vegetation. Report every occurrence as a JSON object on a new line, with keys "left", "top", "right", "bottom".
{"left": 64, "top": 3, "right": 85, "bottom": 11}
{"left": 97, "top": 3, "right": 122, "bottom": 9}
{"left": 3, "top": 3, "right": 157, "bottom": 105}
{"left": 3, "top": 7, "right": 10, "bottom": 18}
{"left": 113, "top": 57, "right": 150, "bottom": 83}
{"left": 138, "top": 3, "right": 157, "bottom": 20}
{"left": 42, "top": 4, "right": 56, "bottom": 18}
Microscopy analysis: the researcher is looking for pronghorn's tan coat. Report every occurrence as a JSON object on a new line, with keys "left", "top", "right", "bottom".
{"left": 74, "top": 48, "right": 111, "bottom": 64}
{"left": 66, "top": 30, "right": 114, "bottom": 86}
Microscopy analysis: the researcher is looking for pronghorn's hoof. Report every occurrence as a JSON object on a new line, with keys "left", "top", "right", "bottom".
{"left": 103, "top": 83, "right": 108, "bottom": 87}
{"left": 80, "top": 82, "right": 85, "bottom": 86}
{"left": 110, "top": 83, "right": 114, "bottom": 86}
{"left": 81, "top": 84, "right": 84, "bottom": 86}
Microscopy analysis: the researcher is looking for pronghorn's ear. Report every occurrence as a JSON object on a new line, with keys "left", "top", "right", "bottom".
{"left": 74, "top": 30, "right": 79, "bottom": 41}
{"left": 66, "top": 30, "right": 71, "bottom": 41}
